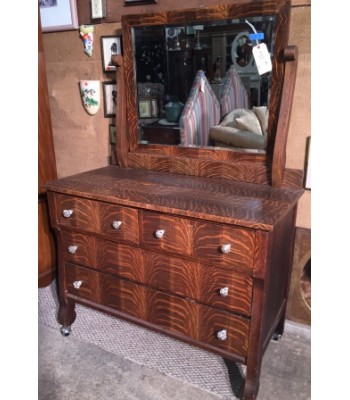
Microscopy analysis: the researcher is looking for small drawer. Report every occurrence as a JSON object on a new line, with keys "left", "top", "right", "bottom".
{"left": 65, "top": 263, "right": 146, "bottom": 320}
{"left": 100, "top": 203, "right": 139, "bottom": 244}
{"left": 61, "top": 232, "right": 144, "bottom": 282}
{"left": 141, "top": 211, "right": 193, "bottom": 256}
{"left": 55, "top": 194, "right": 100, "bottom": 233}
{"left": 194, "top": 222, "right": 255, "bottom": 271}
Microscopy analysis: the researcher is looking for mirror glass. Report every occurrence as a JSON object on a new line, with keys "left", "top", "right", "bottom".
{"left": 132, "top": 16, "right": 275, "bottom": 151}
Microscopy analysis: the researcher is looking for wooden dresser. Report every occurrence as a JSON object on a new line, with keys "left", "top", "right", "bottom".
{"left": 46, "top": 165, "right": 302, "bottom": 399}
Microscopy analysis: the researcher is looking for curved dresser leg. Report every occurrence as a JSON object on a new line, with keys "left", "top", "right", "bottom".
{"left": 243, "top": 367, "right": 261, "bottom": 400}
{"left": 58, "top": 298, "right": 76, "bottom": 333}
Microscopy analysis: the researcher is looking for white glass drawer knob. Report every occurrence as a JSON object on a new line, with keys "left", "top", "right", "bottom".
{"left": 219, "top": 287, "right": 229, "bottom": 297}
{"left": 221, "top": 244, "right": 231, "bottom": 254}
{"left": 112, "top": 220, "right": 122, "bottom": 230}
{"left": 217, "top": 329, "right": 227, "bottom": 341}
{"left": 73, "top": 280, "right": 83, "bottom": 289}
{"left": 68, "top": 245, "right": 78, "bottom": 254}
{"left": 63, "top": 209, "right": 73, "bottom": 218}
{"left": 155, "top": 229, "right": 165, "bottom": 239}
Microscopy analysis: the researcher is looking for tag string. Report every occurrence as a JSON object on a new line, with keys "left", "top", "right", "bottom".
{"left": 245, "top": 19, "right": 259, "bottom": 46}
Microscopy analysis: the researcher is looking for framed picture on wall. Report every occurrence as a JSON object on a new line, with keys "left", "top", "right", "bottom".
{"left": 103, "top": 82, "right": 117, "bottom": 117}
{"left": 138, "top": 99, "right": 152, "bottom": 118}
{"left": 39, "top": 0, "right": 79, "bottom": 33}
{"left": 101, "top": 36, "right": 123, "bottom": 72}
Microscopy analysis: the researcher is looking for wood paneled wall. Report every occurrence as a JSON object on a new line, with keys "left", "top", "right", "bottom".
{"left": 42, "top": 1, "right": 310, "bottom": 229}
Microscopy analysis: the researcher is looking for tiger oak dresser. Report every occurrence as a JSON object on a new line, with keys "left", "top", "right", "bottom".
{"left": 46, "top": 165, "right": 303, "bottom": 399}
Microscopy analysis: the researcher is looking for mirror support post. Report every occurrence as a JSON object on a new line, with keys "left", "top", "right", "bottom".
{"left": 112, "top": 54, "right": 129, "bottom": 168}
{"left": 271, "top": 46, "right": 298, "bottom": 187}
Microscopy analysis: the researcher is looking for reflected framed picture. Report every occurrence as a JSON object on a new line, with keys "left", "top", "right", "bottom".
{"left": 138, "top": 99, "right": 152, "bottom": 118}
{"left": 101, "top": 36, "right": 122, "bottom": 72}
{"left": 103, "top": 81, "right": 117, "bottom": 117}
{"left": 39, "top": 0, "right": 79, "bottom": 33}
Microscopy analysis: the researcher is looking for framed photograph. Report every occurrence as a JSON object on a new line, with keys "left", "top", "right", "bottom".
{"left": 103, "top": 82, "right": 117, "bottom": 117}
{"left": 101, "top": 36, "right": 122, "bottom": 72}
{"left": 109, "top": 125, "right": 116, "bottom": 144}
{"left": 124, "top": 0, "right": 157, "bottom": 6}
{"left": 151, "top": 99, "right": 158, "bottom": 118}
{"left": 39, "top": 0, "right": 79, "bottom": 33}
{"left": 138, "top": 99, "right": 152, "bottom": 118}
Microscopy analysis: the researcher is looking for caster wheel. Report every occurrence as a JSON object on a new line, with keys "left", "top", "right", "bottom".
{"left": 272, "top": 333, "right": 282, "bottom": 341}
{"left": 60, "top": 326, "right": 71, "bottom": 337}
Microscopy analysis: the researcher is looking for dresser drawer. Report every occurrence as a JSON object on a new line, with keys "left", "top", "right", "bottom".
{"left": 194, "top": 222, "right": 255, "bottom": 270}
{"left": 100, "top": 203, "right": 139, "bottom": 244}
{"left": 65, "top": 263, "right": 146, "bottom": 320}
{"left": 61, "top": 232, "right": 144, "bottom": 282}
{"left": 147, "top": 289, "right": 249, "bottom": 358}
{"left": 55, "top": 194, "right": 139, "bottom": 244}
{"left": 144, "top": 251, "right": 252, "bottom": 316}
{"left": 141, "top": 211, "right": 193, "bottom": 256}
{"left": 55, "top": 194, "right": 99, "bottom": 233}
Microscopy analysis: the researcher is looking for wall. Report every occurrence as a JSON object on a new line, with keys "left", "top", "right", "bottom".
{"left": 42, "top": 1, "right": 311, "bottom": 229}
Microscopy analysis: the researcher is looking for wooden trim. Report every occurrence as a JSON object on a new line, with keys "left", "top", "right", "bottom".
{"left": 111, "top": 54, "right": 129, "bottom": 167}
{"left": 272, "top": 46, "right": 298, "bottom": 187}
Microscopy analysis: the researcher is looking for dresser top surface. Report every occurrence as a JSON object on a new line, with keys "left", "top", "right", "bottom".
{"left": 46, "top": 166, "right": 303, "bottom": 231}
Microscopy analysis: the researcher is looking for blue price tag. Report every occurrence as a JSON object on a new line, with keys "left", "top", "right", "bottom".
{"left": 249, "top": 32, "right": 264, "bottom": 41}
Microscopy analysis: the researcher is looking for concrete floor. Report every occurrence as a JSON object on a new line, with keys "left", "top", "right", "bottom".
{"left": 38, "top": 320, "right": 310, "bottom": 400}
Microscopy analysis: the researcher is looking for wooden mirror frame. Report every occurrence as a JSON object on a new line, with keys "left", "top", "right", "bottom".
{"left": 114, "top": 0, "right": 301, "bottom": 188}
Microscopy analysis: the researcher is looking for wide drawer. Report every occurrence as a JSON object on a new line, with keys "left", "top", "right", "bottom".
{"left": 61, "top": 231, "right": 144, "bottom": 282}
{"left": 193, "top": 222, "right": 255, "bottom": 270}
{"left": 144, "top": 251, "right": 252, "bottom": 316}
{"left": 65, "top": 264, "right": 249, "bottom": 358}
{"left": 54, "top": 194, "right": 139, "bottom": 244}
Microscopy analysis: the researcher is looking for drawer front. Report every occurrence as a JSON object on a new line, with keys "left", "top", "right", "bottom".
{"left": 65, "top": 264, "right": 249, "bottom": 358}
{"left": 65, "top": 263, "right": 146, "bottom": 320}
{"left": 100, "top": 203, "right": 139, "bottom": 244}
{"left": 144, "top": 251, "right": 199, "bottom": 299}
{"left": 144, "top": 251, "right": 252, "bottom": 316}
{"left": 141, "top": 211, "right": 193, "bottom": 256}
{"left": 199, "top": 306, "right": 249, "bottom": 357}
{"left": 55, "top": 194, "right": 99, "bottom": 233}
{"left": 201, "top": 266, "right": 252, "bottom": 316}
{"left": 61, "top": 232, "right": 144, "bottom": 282}
{"left": 61, "top": 231, "right": 97, "bottom": 268}
{"left": 147, "top": 288, "right": 249, "bottom": 358}
{"left": 147, "top": 290, "right": 198, "bottom": 338}
{"left": 194, "top": 222, "right": 255, "bottom": 270}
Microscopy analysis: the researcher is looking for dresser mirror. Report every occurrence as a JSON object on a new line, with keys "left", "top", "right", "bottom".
{"left": 120, "top": 0, "right": 294, "bottom": 184}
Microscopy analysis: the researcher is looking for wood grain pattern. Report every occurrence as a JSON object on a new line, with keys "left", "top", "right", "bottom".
{"left": 38, "top": 14, "right": 57, "bottom": 287}
{"left": 66, "top": 263, "right": 147, "bottom": 319}
{"left": 47, "top": 166, "right": 303, "bottom": 231}
{"left": 55, "top": 194, "right": 100, "bottom": 233}
{"left": 119, "top": 0, "right": 296, "bottom": 186}
{"left": 61, "top": 232, "right": 144, "bottom": 282}
{"left": 144, "top": 250, "right": 253, "bottom": 316}
{"left": 194, "top": 222, "right": 255, "bottom": 270}
{"left": 65, "top": 263, "right": 250, "bottom": 357}
{"left": 141, "top": 211, "right": 194, "bottom": 255}
{"left": 100, "top": 203, "right": 139, "bottom": 244}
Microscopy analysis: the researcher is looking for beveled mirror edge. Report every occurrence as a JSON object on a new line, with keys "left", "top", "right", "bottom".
{"left": 117, "top": 0, "right": 301, "bottom": 187}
